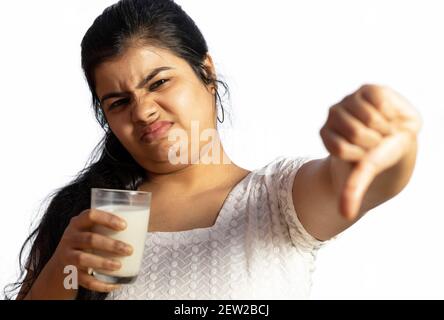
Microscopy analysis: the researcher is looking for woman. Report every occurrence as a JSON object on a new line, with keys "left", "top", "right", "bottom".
{"left": 8, "top": 0, "right": 421, "bottom": 300}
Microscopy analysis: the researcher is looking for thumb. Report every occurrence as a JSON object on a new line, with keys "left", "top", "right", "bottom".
{"left": 340, "top": 159, "right": 377, "bottom": 220}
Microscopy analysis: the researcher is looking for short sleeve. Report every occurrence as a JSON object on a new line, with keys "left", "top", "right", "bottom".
{"left": 271, "top": 156, "right": 330, "bottom": 251}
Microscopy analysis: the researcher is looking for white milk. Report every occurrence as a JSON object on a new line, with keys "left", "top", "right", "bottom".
{"left": 92, "top": 204, "right": 150, "bottom": 278}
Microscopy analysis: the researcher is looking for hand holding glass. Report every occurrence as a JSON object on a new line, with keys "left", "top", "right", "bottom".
{"left": 90, "top": 188, "right": 151, "bottom": 284}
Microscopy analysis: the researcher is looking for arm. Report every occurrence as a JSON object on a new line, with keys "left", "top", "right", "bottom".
{"left": 17, "top": 209, "right": 130, "bottom": 300}
{"left": 18, "top": 258, "right": 78, "bottom": 300}
{"left": 292, "top": 85, "right": 421, "bottom": 241}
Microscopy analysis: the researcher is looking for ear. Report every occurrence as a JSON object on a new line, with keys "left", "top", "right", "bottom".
{"left": 202, "top": 54, "right": 217, "bottom": 93}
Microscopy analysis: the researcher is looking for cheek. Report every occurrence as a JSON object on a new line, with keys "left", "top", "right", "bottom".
{"left": 168, "top": 84, "right": 215, "bottom": 126}
{"left": 108, "top": 117, "right": 134, "bottom": 146}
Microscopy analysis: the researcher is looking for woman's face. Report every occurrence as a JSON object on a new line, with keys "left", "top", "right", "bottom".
{"left": 94, "top": 45, "right": 217, "bottom": 174}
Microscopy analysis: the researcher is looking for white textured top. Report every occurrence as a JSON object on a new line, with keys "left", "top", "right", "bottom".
{"left": 107, "top": 156, "right": 328, "bottom": 300}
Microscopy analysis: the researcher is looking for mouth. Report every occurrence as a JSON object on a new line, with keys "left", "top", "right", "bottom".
{"left": 140, "top": 121, "right": 174, "bottom": 143}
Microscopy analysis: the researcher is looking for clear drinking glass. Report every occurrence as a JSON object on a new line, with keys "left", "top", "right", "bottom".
{"left": 90, "top": 188, "right": 151, "bottom": 284}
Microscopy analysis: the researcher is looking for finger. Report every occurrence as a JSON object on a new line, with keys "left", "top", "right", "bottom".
{"left": 69, "top": 250, "right": 122, "bottom": 272}
{"left": 365, "top": 131, "right": 412, "bottom": 174}
{"left": 342, "top": 94, "right": 392, "bottom": 136}
{"left": 340, "top": 160, "right": 377, "bottom": 220}
{"left": 328, "top": 107, "right": 383, "bottom": 150}
{"left": 320, "top": 127, "right": 366, "bottom": 161}
{"left": 72, "top": 209, "right": 127, "bottom": 231}
{"left": 358, "top": 85, "right": 399, "bottom": 121}
{"left": 78, "top": 272, "right": 121, "bottom": 293}
{"left": 389, "top": 91, "right": 423, "bottom": 132}
{"left": 74, "top": 232, "right": 133, "bottom": 256}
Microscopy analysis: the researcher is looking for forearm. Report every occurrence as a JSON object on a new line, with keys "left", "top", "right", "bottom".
{"left": 20, "top": 258, "right": 78, "bottom": 300}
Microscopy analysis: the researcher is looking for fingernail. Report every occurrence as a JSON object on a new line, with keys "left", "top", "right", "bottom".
{"left": 346, "top": 212, "right": 355, "bottom": 221}
{"left": 117, "top": 242, "right": 133, "bottom": 254}
{"left": 124, "top": 245, "right": 133, "bottom": 255}
{"left": 108, "top": 260, "right": 121, "bottom": 270}
{"left": 114, "top": 219, "right": 127, "bottom": 229}
{"left": 110, "top": 284, "right": 120, "bottom": 291}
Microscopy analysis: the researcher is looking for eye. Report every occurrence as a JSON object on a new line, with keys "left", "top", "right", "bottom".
{"left": 108, "top": 98, "right": 130, "bottom": 110}
{"left": 149, "top": 79, "right": 169, "bottom": 91}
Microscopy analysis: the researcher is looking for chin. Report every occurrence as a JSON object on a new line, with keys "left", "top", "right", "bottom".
{"left": 141, "top": 141, "right": 172, "bottom": 162}
{"left": 136, "top": 141, "right": 187, "bottom": 173}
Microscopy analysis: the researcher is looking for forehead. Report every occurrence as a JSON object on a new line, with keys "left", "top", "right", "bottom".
{"left": 94, "top": 46, "right": 186, "bottom": 94}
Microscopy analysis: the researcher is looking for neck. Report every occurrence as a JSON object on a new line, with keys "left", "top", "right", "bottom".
{"left": 143, "top": 148, "right": 242, "bottom": 196}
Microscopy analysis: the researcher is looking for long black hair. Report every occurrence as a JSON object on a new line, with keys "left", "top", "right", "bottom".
{"left": 5, "top": 0, "right": 228, "bottom": 300}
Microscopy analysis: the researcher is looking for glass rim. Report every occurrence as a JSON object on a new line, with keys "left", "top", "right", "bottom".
{"left": 91, "top": 188, "right": 151, "bottom": 196}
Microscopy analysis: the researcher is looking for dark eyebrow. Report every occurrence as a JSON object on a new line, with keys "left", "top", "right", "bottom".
{"left": 99, "top": 66, "right": 173, "bottom": 104}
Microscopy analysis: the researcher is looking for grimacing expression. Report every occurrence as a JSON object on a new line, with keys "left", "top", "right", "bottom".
{"left": 94, "top": 46, "right": 217, "bottom": 173}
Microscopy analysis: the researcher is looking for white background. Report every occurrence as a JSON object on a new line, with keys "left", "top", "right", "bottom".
{"left": 1, "top": 0, "right": 443, "bottom": 299}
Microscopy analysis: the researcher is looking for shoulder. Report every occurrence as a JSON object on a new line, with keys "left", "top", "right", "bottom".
{"left": 254, "top": 156, "right": 314, "bottom": 182}
{"left": 246, "top": 155, "right": 315, "bottom": 216}
{"left": 253, "top": 156, "right": 329, "bottom": 249}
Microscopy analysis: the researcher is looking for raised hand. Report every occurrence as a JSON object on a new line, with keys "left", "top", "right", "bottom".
{"left": 53, "top": 209, "right": 133, "bottom": 293}
{"left": 320, "top": 85, "right": 422, "bottom": 220}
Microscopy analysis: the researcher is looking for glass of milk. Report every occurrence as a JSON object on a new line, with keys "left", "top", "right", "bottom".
{"left": 90, "top": 188, "right": 151, "bottom": 284}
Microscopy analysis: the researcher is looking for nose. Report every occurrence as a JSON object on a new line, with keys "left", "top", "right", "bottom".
{"left": 130, "top": 95, "right": 158, "bottom": 124}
